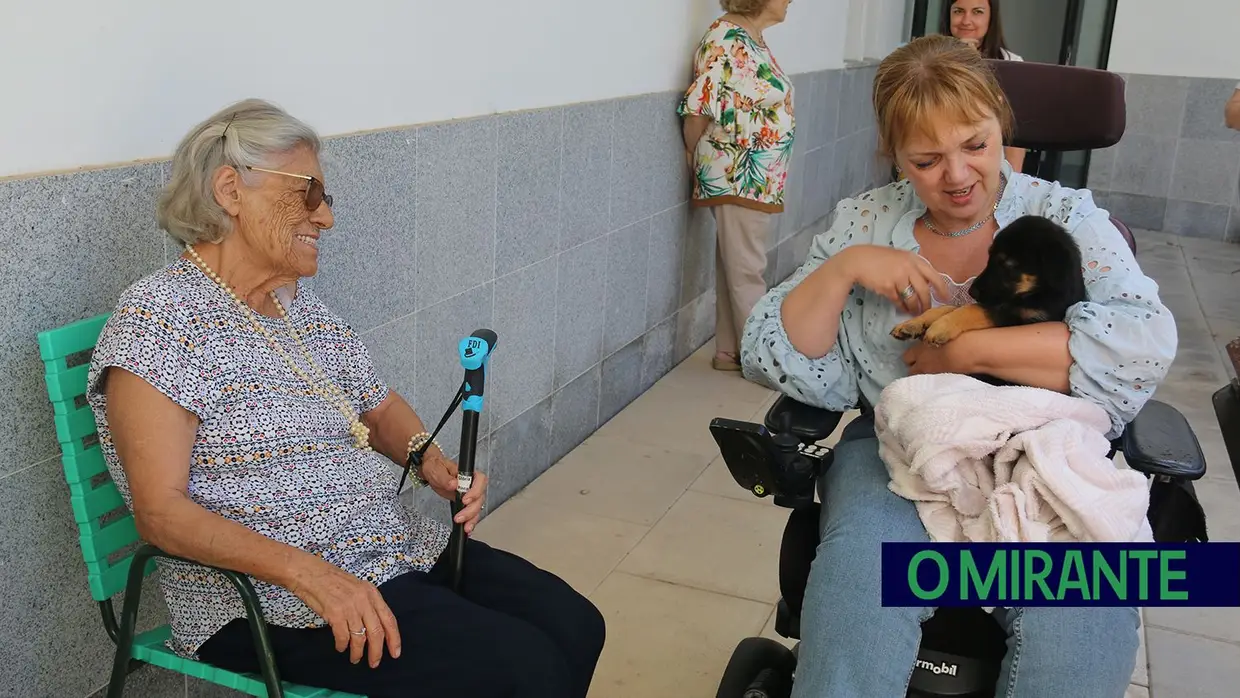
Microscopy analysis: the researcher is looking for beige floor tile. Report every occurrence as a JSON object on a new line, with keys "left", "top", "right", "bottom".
{"left": 518, "top": 432, "right": 713, "bottom": 526}
{"left": 1125, "top": 683, "right": 1150, "bottom": 698}
{"left": 1133, "top": 610, "right": 1149, "bottom": 686}
{"left": 1193, "top": 273, "right": 1240, "bottom": 323}
{"left": 1135, "top": 239, "right": 1187, "bottom": 266}
{"left": 690, "top": 456, "right": 781, "bottom": 505}
{"left": 597, "top": 375, "right": 776, "bottom": 458}
{"left": 1195, "top": 477, "right": 1240, "bottom": 541}
{"left": 586, "top": 572, "right": 772, "bottom": 698}
{"left": 617, "top": 490, "right": 789, "bottom": 603}
{"left": 759, "top": 605, "right": 796, "bottom": 650}
{"left": 659, "top": 345, "right": 780, "bottom": 405}
{"left": 1145, "top": 605, "right": 1240, "bottom": 645}
{"left": 1194, "top": 423, "right": 1239, "bottom": 487}
{"left": 471, "top": 496, "right": 648, "bottom": 596}
{"left": 1146, "top": 627, "right": 1240, "bottom": 697}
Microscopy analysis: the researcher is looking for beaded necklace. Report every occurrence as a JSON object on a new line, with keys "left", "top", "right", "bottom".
{"left": 184, "top": 244, "right": 372, "bottom": 451}
{"left": 921, "top": 173, "right": 1008, "bottom": 238}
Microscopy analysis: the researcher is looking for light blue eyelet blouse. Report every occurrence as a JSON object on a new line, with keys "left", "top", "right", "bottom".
{"left": 739, "top": 160, "right": 1179, "bottom": 439}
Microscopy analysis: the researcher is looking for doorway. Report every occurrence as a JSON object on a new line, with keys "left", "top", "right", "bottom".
{"left": 906, "top": 0, "right": 1119, "bottom": 188}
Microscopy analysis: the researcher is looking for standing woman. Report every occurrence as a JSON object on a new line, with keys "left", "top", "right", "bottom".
{"left": 941, "top": 0, "right": 1027, "bottom": 171}
{"left": 679, "top": 0, "right": 795, "bottom": 372}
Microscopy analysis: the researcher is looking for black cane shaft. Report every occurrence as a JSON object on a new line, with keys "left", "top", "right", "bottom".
{"left": 450, "top": 410, "right": 481, "bottom": 592}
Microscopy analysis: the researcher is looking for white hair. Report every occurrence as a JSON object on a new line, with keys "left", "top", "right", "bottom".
{"left": 157, "top": 98, "right": 321, "bottom": 245}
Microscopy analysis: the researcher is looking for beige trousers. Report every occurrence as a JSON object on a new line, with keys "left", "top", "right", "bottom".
{"left": 711, "top": 204, "right": 772, "bottom": 355}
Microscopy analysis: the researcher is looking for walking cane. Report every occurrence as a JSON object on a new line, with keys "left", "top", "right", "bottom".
{"left": 398, "top": 329, "right": 497, "bottom": 593}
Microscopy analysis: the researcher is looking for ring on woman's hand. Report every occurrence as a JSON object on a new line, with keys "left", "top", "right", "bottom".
{"left": 899, "top": 284, "right": 915, "bottom": 300}
{"left": 351, "top": 628, "right": 367, "bottom": 636}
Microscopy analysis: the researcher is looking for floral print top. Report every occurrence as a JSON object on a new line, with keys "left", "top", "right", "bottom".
{"left": 678, "top": 18, "right": 795, "bottom": 213}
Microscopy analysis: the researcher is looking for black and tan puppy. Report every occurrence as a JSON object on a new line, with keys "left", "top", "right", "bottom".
{"left": 891, "top": 215, "right": 1087, "bottom": 346}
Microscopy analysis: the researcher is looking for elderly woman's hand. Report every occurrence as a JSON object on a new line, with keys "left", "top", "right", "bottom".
{"left": 420, "top": 454, "right": 488, "bottom": 535}
{"left": 837, "top": 245, "right": 950, "bottom": 316}
{"left": 288, "top": 556, "right": 402, "bottom": 669}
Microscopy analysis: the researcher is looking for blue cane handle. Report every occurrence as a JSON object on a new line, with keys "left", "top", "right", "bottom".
{"left": 457, "top": 329, "right": 497, "bottom": 413}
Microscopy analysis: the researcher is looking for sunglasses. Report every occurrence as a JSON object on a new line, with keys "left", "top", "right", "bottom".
{"left": 246, "top": 166, "right": 333, "bottom": 210}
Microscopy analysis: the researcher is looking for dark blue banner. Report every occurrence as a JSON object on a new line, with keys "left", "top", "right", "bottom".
{"left": 881, "top": 542, "right": 1240, "bottom": 607}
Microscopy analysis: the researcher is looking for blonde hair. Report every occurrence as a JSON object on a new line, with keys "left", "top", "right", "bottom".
{"left": 719, "top": 0, "right": 769, "bottom": 14}
{"left": 157, "top": 98, "right": 321, "bottom": 245}
{"left": 872, "top": 34, "right": 1013, "bottom": 160}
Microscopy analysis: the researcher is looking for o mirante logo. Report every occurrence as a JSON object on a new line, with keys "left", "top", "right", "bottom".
{"left": 881, "top": 543, "right": 1240, "bottom": 607}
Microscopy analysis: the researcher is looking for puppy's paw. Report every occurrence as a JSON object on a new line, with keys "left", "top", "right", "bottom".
{"left": 922, "top": 320, "right": 961, "bottom": 347}
{"left": 890, "top": 319, "right": 926, "bottom": 340}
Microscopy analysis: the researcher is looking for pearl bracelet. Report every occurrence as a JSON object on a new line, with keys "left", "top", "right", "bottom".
{"left": 405, "top": 432, "right": 441, "bottom": 489}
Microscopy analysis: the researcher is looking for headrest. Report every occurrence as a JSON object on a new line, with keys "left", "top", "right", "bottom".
{"left": 985, "top": 59, "right": 1126, "bottom": 151}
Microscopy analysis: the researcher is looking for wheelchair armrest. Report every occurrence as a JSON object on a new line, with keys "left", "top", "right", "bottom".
{"left": 764, "top": 394, "right": 845, "bottom": 444}
{"left": 1119, "top": 399, "right": 1207, "bottom": 480}
{"left": 1212, "top": 378, "right": 1240, "bottom": 486}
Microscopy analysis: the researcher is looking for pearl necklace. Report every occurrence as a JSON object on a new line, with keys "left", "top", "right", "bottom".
{"left": 184, "top": 244, "right": 372, "bottom": 451}
{"left": 921, "top": 173, "right": 1008, "bottom": 238}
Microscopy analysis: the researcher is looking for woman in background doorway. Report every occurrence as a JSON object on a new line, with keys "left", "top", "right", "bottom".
{"left": 941, "top": 0, "right": 1027, "bottom": 171}
{"left": 679, "top": 0, "right": 795, "bottom": 372}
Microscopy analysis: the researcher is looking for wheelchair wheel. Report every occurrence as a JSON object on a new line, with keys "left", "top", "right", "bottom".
{"left": 715, "top": 637, "right": 797, "bottom": 698}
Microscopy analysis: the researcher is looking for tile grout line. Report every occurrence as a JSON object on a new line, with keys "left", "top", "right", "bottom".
{"left": 597, "top": 568, "right": 782, "bottom": 610}
{"left": 596, "top": 104, "right": 619, "bottom": 430}
{"left": 490, "top": 118, "right": 500, "bottom": 439}
{"left": 546, "top": 107, "right": 567, "bottom": 446}
{"left": 358, "top": 174, "right": 690, "bottom": 341}
{"left": 1174, "top": 243, "right": 1234, "bottom": 377}
{"left": 0, "top": 452, "right": 60, "bottom": 483}
{"left": 1144, "top": 622, "right": 1240, "bottom": 648}
{"left": 588, "top": 472, "right": 786, "bottom": 600}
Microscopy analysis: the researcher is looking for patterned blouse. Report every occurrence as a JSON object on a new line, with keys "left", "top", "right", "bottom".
{"left": 678, "top": 18, "right": 795, "bottom": 213}
{"left": 86, "top": 258, "right": 452, "bottom": 659}
{"left": 740, "top": 160, "right": 1179, "bottom": 439}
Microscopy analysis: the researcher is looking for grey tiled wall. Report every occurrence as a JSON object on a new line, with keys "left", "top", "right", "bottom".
{"left": 1088, "top": 74, "right": 1240, "bottom": 243}
{"left": 0, "top": 62, "right": 886, "bottom": 698}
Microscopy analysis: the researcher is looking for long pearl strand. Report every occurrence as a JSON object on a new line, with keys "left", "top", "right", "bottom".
{"left": 184, "top": 244, "right": 372, "bottom": 451}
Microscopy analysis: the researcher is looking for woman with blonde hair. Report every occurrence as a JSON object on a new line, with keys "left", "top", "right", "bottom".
{"left": 742, "top": 35, "right": 1174, "bottom": 697}
{"left": 679, "top": 0, "right": 795, "bottom": 371}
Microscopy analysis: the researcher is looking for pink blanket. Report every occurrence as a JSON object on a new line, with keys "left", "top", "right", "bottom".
{"left": 873, "top": 374, "right": 1153, "bottom": 543}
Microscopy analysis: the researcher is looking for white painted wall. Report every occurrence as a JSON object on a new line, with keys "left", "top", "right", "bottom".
{"left": 0, "top": 0, "right": 911, "bottom": 179}
{"left": 866, "top": 0, "right": 910, "bottom": 61}
{"left": 1107, "top": 0, "right": 1240, "bottom": 79}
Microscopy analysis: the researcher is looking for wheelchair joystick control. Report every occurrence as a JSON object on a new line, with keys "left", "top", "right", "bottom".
{"left": 708, "top": 416, "right": 832, "bottom": 511}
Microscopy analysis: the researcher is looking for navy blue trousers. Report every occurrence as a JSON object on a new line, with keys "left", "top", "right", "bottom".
{"left": 198, "top": 538, "right": 606, "bottom": 698}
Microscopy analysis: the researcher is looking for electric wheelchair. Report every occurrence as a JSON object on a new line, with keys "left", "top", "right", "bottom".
{"left": 708, "top": 60, "right": 1216, "bottom": 698}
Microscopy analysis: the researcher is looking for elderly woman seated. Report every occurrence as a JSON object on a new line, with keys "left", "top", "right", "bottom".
{"left": 741, "top": 36, "right": 1177, "bottom": 697}
{"left": 86, "top": 99, "right": 604, "bottom": 698}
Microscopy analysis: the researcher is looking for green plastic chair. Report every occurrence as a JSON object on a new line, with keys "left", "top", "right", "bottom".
{"left": 37, "top": 313, "right": 361, "bottom": 698}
